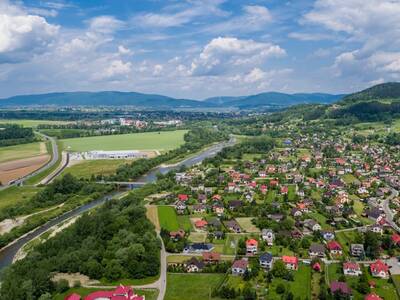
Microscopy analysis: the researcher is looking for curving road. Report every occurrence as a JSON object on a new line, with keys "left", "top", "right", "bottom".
{"left": 0, "top": 137, "right": 235, "bottom": 296}
{"left": 382, "top": 188, "right": 400, "bottom": 232}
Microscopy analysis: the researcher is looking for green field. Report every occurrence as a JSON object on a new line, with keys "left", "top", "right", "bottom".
{"left": 54, "top": 287, "right": 158, "bottom": 300}
{"left": 0, "top": 186, "right": 41, "bottom": 212}
{"left": 268, "top": 264, "right": 311, "bottom": 299}
{"left": 158, "top": 206, "right": 191, "bottom": 232}
{"left": 0, "top": 119, "right": 71, "bottom": 128}
{"left": 0, "top": 142, "right": 46, "bottom": 163}
{"left": 62, "top": 159, "right": 130, "bottom": 178}
{"left": 165, "top": 273, "right": 224, "bottom": 300}
{"left": 61, "top": 130, "right": 187, "bottom": 152}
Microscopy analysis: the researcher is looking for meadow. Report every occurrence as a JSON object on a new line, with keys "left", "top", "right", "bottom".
{"left": 0, "top": 119, "right": 71, "bottom": 128}
{"left": 158, "top": 206, "right": 192, "bottom": 232}
{"left": 165, "top": 273, "right": 224, "bottom": 300}
{"left": 61, "top": 130, "right": 187, "bottom": 152}
{"left": 0, "top": 186, "right": 41, "bottom": 212}
{"left": 54, "top": 287, "right": 158, "bottom": 300}
{"left": 62, "top": 159, "right": 130, "bottom": 178}
{"left": 0, "top": 142, "right": 46, "bottom": 163}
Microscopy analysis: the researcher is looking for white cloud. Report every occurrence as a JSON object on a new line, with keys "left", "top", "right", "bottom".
{"left": 205, "top": 5, "right": 272, "bottom": 33}
{"left": 288, "top": 32, "right": 331, "bottom": 41}
{"left": 88, "top": 16, "right": 124, "bottom": 34}
{"left": 0, "top": 0, "right": 59, "bottom": 63}
{"left": 190, "top": 37, "right": 285, "bottom": 76}
{"left": 93, "top": 59, "right": 132, "bottom": 81}
{"left": 303, "top": 0, "right": 400, "bottom": 83}
{"left": 133, "top": 0, "right": 227, "bottom": 28}
{"left": 243, "top": 68, "right": 267, "bottom": 83}
{"left": 118, "top": 45, "right": 133, "bottom": 55}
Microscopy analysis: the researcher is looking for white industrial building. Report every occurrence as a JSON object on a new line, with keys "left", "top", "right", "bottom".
{"left": 84, "top": 150, "right": 148, "bottom": 160}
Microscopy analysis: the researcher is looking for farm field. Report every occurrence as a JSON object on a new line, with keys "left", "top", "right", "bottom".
{"left": 62, "top": 159, "right": 130, "bottom": 178}
{"left": 0, "top": 142, "right": 47, "bottom": 163}
{"left": 165, "top": 273, "right": 224, "bottom": 300}
{"left": 0, "top": 142, "right": 50, "bottom": 184}
{"left": 0, "top": 119, "right": 71, "bottom": 127}
{"left": 61, "top": 130, "right": 188, "bottom": 152}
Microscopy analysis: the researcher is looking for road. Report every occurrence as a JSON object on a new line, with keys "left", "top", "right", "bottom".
{"left": 382, "top": 188, "right": 400, "bottom": 233}
{"left": 0, "top": 132, "right": 59, "bottom": 190}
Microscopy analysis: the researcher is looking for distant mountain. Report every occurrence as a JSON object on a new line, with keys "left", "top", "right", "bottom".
{"left": 342, "top": 82, "right": 400, "bottom": 103}
{"left": 223, "top": 92, "right": 344, "bottom": 109}
{"left": 0, "top": 91, "right": 345, "bottom": 110}
{"left": 0, "top": 91, "right": 208, "bottom": 109}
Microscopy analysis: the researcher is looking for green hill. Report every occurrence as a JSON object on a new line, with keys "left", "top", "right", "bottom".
{"left": 342, "top": 82, "right": 400, "bottom": 103}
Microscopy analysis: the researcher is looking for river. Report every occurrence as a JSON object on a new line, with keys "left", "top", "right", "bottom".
{"left": 0, "top": 138, "right": 234, "bottom": 273}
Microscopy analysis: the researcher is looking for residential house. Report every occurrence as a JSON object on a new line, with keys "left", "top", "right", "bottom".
{"left": 282, "top": 256, "right": 298, "bottom": 270}
{"left": 309, "top": 243, "right": 326, "bottom": 258}
{"left": 82, "top": 285, "right": 144, "bottom": 300}
{"left": 192, "top": 204, "right": 207, "bottom": 214}
{"left": 351, "top": 244, "right": 365, "bottom": 257}
{"left": 202, "top": 252, "right": 221, "bottom": 264}
{"left": 343, "top": 262, "right": 362, "bottom": 276}
{"left": 322, "top": 231, "right": 335, "bottom": 241}
{"left": 327, "top": 241, "right": 343, "bottom": 255}
{"left": 261, "top": 229, "right": 275, "bottom": 246}
{"left": 303, "top": 219, "right": 322, "bottom": 232}
{"left": 225, "top": 220, "right": 241, "bottom": 233}
{"left": 185, "top": 257, "right": 205, "bottom": 272}
{"left": 259, "top": 252, "right": 274, "bottom": 269}
{"left": 232, "top": 258, "right": 249, "bottom": 275}
{"left": 195, "top": 219, "right": 208, "bottom": 230}
{"left": 370, "top": 260, "right": 389, "bottom": 279}
{"left": 246, "top": 239, "right": 258, "bottom": 255}
{"left": 364, "top": 293, "right": 383, "bottom": 300}
{"left": 184, "top": 243, "right": 214, "bottom": 253}
{"left": 170, "top": 229, "right": 185, "bottom": 241}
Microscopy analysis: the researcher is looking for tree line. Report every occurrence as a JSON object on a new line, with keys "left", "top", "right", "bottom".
{"left": 0, "top": 124, "right": 35, "bottom": 147}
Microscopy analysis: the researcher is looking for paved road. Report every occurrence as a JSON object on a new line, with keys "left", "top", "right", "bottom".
{"left": 0, "top": 132, "right": 59, "bottom": 190}
{"left": 382, "top": 188, "right": 400, "bottom": 232}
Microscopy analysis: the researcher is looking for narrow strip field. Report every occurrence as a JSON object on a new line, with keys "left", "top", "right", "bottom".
{"left": 61, "top": 130, "right": 188, "bottom": 152}
{"left": 0, "top": 142, "right": 46, "bottom": 163}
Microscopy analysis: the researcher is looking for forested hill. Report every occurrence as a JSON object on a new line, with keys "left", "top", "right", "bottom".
{"left": 0, "top": 91, "right": 343, "bottom": 110}
{"left": 341, "top": 82, "right": 400, "bottom": 104}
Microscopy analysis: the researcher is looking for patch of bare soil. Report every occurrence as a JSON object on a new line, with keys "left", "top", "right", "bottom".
{"left": 0, "top": 154, "right": 50, "bottom": 183}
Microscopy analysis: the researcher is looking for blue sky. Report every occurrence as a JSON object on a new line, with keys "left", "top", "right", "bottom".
{"left": 0, "top": 0, "right": 399, "bottom": 99}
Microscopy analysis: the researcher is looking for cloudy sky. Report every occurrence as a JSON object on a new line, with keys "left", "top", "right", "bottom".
{"left": 0, "top": 0, "right": 399, "bottom": 99}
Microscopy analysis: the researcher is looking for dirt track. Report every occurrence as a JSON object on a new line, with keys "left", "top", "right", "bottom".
{"left": 0, "top": 155, "right": 50, "bottom": 184}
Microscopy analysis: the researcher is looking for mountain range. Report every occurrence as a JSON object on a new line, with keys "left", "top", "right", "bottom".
{"left": 0, "top": 91, "right": 345, "bottom": 110}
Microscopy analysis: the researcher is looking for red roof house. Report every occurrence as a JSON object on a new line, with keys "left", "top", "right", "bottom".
{"left": 178, "top": 194, "right": 188, "bottom": 201}
{"left": 65, "top": 294, "right": 81, "bottom": 300}
{"left": 365, "top": 293, "right": 383, "bottom": 300}
{"left": 246, "top": 239, "right": 258, "bottom": 255}
{"left": 195, "top": 220, "right": 208, "bottom": 229}
{"left": 282, "top": 256, "right": 298, "bottom": 270}
{"left": 83, "top": 285, "right": 144, "bottom": 300}
{"left": 370, "top": 260, "right": 389, "bottom": 278}
{"left": 392, "top": 233, "right": 400, "bottom": 245}
{"left": 280, "top": 186, "right": 288, "bottom": 194}
{"left": 327, "top": 241, "right": 342, "bottom": 255}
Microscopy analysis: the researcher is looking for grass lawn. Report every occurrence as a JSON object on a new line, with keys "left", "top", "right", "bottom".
{"left": 268, "top": 264, "right": 311, "bottom": 299}
{"left": 62, "top": 159, "right": 130, "bottom": 178}
{"left": 266, "top": 190, "right": 277, "bottom": 203}
{"left": 0, "top": 119, "right": 71, "bottom": 128}
{"left": 269, "top": 245, "right": 294, "bottom": 256}
{"left": 311, "top": 190, "right": 322, "bottom": 201}
{"left": 342, "top": 174, "right": 360, "bottom": 185}
{"left": 188, "top": 232, "right": 206, "bottom": 243}
{"left": 0, "top": 186, "right": 41, "bottom": 212}
{"left": 336, "top": 231, "right": 359, "bottom": 255}
{"left": 158, "top": 206, "right": 179, "bottom": 231}
{"left": 0, "top": 142, "right": 46, "bottom": 163}
{"left": 177, "top": 215, "right": 192, "bottom": 231}
{"left": 54, "top": 287, "right": 158, "bottom": 300}
{"left": 222, "top": 234, "right": 240, "bottom": 255}
{"left": 98, "top": 275, "right": 160, "bottom": 286}
{"left": 308, "top": 212, "right": 332, "bottom": 230}
{"left": 235, "top": 217, "right": 260, "bottom": 233}
{"left": 61, "top": 130, "right": 187, "bottom": 152}
{"left": 242, "top": 153, "right": 263, "bottom": 161}
{"left": 158, "top": 206, "right": 183, "bottom": 231}
{"left": 165, "top": 273, "right": 224, "bottom": 300}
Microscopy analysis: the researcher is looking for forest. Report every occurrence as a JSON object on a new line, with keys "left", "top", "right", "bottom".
{"left": 0, "top": 124, "right": 35, "bottom": 147}
{"left": 0, "top": 194, "right": 160, "bottom": 300}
